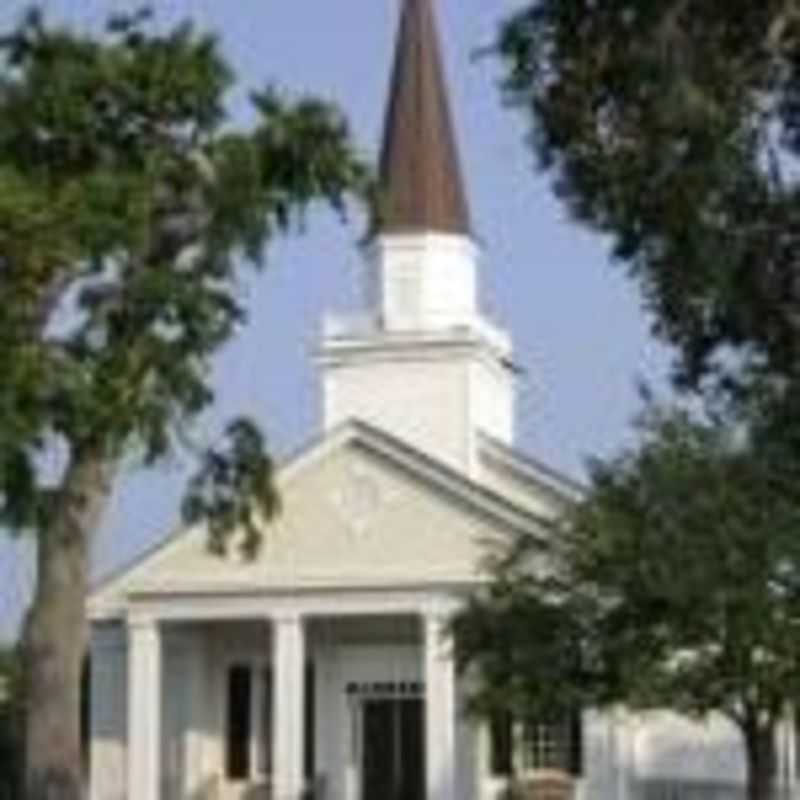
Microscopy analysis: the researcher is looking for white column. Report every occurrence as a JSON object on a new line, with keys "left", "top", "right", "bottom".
{"left": 89, "top": 624, "right": 127, "bottom": 800}
{"left": 424, "top": 611, "right": 457, "bottom": 800}
{"left": 786, "top": 709, "right": 797, "bottom": 791}
{"left": 614, "top": 710, "right": 636, "bottom": 800}
{"left": 272, "top": 614, "right": 306, "bottom": 800}
{"left": 777, "top": 706, "right": 796, "bottom": 792}
{"left": 183, "top": 633, "right": 205, "bottom": 799}
{"left": 127, "top": 617, "right": 162, "bottom": 800}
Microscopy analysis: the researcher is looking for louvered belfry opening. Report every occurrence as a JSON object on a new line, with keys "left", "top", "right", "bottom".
{"left": 377, "top": 0, "right": 472, "bottom": 236}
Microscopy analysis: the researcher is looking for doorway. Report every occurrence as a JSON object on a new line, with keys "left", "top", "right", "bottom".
{"left": 361, "top": 697, "right": 424, "bottom": 800}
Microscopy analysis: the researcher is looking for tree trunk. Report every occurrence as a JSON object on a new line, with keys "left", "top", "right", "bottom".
{"left": 743, "top": 720, "right": 777, "bottom": 800}
{"left": 23, "top": 449, "right": 113, "bottom": 800}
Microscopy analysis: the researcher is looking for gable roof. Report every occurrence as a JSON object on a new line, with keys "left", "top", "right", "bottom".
{"left": 477, "top": 431, "right": 586, "bottom": 507}
{"left": 283, "top": 420, "right": 556, "bottom": 529}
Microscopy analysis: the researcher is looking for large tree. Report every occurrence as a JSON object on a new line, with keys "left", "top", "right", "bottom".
{"left": 456, "top": 402, "right": 800, "bottom": 800}
{"left": 0, "top": 9, "right": 368, "bottom": 800}
{"left": 459, "top": 5, "right": 800, "bottom": 800}
{"left": 497, "top": 0, "right": 800, "bottom": 389}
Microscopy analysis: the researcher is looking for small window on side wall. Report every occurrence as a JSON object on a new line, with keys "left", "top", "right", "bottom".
{"left": 520, "top": 711, "right": 584, "bottom": 777}
{"left": 489, "top": 709, "right": 584, "bottom": 778}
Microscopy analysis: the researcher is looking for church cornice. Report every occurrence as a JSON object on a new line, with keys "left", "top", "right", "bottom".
{"left": 317, "top": 332, "right": 514, "bottom": 381}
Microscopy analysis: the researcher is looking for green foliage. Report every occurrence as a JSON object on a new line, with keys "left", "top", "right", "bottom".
{"left": 490, "top": 3, "right": 800, "bottom": 792}
{"left": 455, "top": 523, "right": 596, "bottom": 723}
{"left": 0, "top": 9, "right": 370, "bottom": 795}
{"left": 578, "top": 406, "right": 800, "bottom": 722}
{"left": 497, "top": 0, "right": 800, "bottom": 388}
{"left": 183, "top": 419, "right": 279, "bottom": 559}
{"left": 0, "top": 8, "right": 370, "bottom": 540}
{"left": 457, "top": 401, "right": 800, "bottom": 730}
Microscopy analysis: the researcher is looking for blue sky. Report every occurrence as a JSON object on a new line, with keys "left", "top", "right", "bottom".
{"left": 0, "top": 0, "right": 672, "bottom": 640}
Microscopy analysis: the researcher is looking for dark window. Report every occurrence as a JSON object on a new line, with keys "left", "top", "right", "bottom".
{"left": 81, "top": 655, "right": 91, "bottom": 773}
{"left": 305, "top": 663, "right": 315, "bottom": 781}
{"left": 490, "top": 711, "right": 514, "bottom": 777}
{"left": 226, "top": 665, "right": 252, "bottom": 780}
{"left": 260, "top": 668, "right": 273, "bottom": 778}
{"left": 569, "top": 709, "right": 584, "bottom": 777}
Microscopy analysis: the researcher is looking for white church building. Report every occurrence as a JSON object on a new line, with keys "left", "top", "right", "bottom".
{"left": 87, "top": 1, "right": 797, "bottom": 799}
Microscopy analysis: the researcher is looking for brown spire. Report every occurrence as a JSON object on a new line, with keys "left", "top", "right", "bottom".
{"left": 377, "top": 0, "right": 472, "bottom": 236}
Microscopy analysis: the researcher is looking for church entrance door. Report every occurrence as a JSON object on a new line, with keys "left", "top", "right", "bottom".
{"left": 361, "top": 697, "right": 425, "bottom": 800}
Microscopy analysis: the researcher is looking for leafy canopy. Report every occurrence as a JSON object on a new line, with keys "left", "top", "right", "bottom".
{"left": 498, "top": 0, "right": 800, "bottom": 388}
{"left": 483, "top": 4, "right": 800, "bottom": 793}
{"left": 457, "top": 402, "right": 800, "bottom": 732}
{"left": 0, "top": 9, "right": 370, "bottom": 551}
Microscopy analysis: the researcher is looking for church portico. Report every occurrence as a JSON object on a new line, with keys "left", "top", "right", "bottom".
{"left": 109, "top": 590, "right": 464, "bottom": 800}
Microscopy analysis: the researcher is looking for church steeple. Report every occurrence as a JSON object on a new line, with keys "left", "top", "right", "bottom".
{"left": 377, "top": 0, "right": 471, "bottom": 236}
{"left": 319, "top": 0, "right": 515, "bottom": 475}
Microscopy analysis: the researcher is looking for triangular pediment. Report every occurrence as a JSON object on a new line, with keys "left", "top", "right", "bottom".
{"left": 90, "top": 423, "right": 547, "bottom": 619}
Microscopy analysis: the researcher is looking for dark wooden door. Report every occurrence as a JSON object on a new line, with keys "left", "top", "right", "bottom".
{"left": 398, "top": 699, "right": 424, "bottom": 800}
{"left": 362, "top": 698, "right": 424, "bottom": 800}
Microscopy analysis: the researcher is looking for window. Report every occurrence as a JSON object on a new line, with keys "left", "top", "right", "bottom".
{"left": 490, "top": 711, "right": 514, "bottom": 777}
{"left": 226, "top": 663, "right": 315, "bottom": 783}
{"left": 226, "top": 665, "right": 252, "bottom": 780}
{"left": 389, "top": 262, "right": 422, "bottom": 323}
{"left": 258, "top": 668, "right": 273, "bottom": 778}
{"left": 305, "top": 664, "right": 315, "bottom": 781}
{"left": 489, "top": 710, "right": 583, "bottom": 777}
{"left": 520, "top": 716, "right": 582, "bottom": 774}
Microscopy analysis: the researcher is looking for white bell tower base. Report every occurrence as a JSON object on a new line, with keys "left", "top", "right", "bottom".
{"left": 319, "top": 233, "right": 515, "bottom": 477}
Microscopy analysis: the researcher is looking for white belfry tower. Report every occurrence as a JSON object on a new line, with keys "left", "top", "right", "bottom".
{"left": 320, "top": 0, "right": 515, "bottom": 476}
